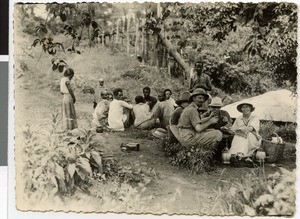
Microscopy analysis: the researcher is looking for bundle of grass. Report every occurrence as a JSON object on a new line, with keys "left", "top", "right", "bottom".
{"left": 164, "top": 140, "right": 215, "bottom": 173}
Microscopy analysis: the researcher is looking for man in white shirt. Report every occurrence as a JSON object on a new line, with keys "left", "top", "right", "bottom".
{"left": 108, "top": 88, "right": 133, "bottom": 131}
{"left": 132, "top": 95, "right": 156, "bottom": 129}
{"left": 92, "top": 90, "right": 110, "bottom": 127}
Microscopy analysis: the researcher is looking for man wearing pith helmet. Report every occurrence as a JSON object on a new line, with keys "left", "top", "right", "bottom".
{"left": 177, "top": 88, "right": 222, "bottom": 151}
{"left": 202, "top": 97, "right": 232, "bottom": 131}
{"left": 201, "top": 97, "right": 233, "bottom": 161}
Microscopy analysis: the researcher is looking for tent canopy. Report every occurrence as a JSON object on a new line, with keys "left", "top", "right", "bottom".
{"left": 221, "top": 89, "right": 297, "bottom": 123}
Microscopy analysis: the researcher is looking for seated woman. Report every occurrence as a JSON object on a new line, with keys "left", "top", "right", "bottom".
{"left": 132, "top": 95, "right": 156, "bottom": 130}
{"left": 229, "top": 102, "right": 262, "bottom": 157}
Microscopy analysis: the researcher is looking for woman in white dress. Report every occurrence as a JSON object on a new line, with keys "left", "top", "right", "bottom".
{"left": 229, "top": 102, "right": 262, "bottom": 157}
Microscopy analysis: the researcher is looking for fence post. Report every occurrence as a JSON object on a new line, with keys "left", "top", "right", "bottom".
{"left": 141, "top": 19, "right": 145, "bottom": 64}
{"left": 116, "top": 19, "right": 119, "bottom": 44}
{"left": 126, "top": 16, "right": 130, "bottom": 54}
{"left": 135, "top": 18, "right": 139, "bottom": 55}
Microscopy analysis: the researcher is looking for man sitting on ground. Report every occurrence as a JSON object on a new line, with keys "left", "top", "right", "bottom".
{"left": 132, "top": 95, "right": 157, "bottom": 130}
{"left": 201, "top": 97, "right": 232, "bottom": 131}
{"left": 201, "top": 97, "right": 233, "bottom": 161}
{"left": 152, "top": 90, "right": 175, "bottom": 129}
{"left": 176, "top": 88, "right": 222, "bottom": 151}
{"left": 169, "top": 91, "right": 191, "bottom": 125}
{"left": 92, "top": 90, "right": 110, "bottom": 127}
{"left": 143, "top": 86, "right": 157, "bottom": 111}
{"left": 93, "top": 78, "right": 108, "bottom": 109}
{"left": 164, "top": 88, "right": 177, "bottom": 108}
{"left": 108, "top": 88, "right": 133, "bottom": 131}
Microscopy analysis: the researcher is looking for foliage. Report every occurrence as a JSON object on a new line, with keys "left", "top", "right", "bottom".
{"left": 164, "top": 141, "right": 215, "bottom": 173}
{"left": 145, "top": 2, "right": 297, "bottom": 91}
{"left": 259, "top": 121, "right": 297, "bottom": 143}
{"left": 117, "top": 161, "right": 158, "bottom": 186}
{"left": 32, "top": 37, "right": 65, "bottom": 55}
{"left": 22, "top": 124, "right": 114, "bottom": 201}
{"left": 217, "top": 167, "right": 295, "bottom": 216}
{"left": 90, "top": 181, "right": 155, "bottom": 213}
{"left": 21, "top": 115, "right": 158, "bottom": 204}
{"left": 51, "top": 58, "right": 68, "bottom": 72}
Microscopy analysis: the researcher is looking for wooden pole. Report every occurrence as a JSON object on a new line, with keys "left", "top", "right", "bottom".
{"left": 116, "top": 19, "right": 119, "bottom": 44}
{"left": 126, "top": 16, "right": 130, "bottom": 54}
{"left": 135, "top": 18, "right": 139, "bottom": 55}
{"left": 111, "top": 19, "right": 115, "bottom": 43}
{"left": 167, "top": 52, "right": 171, "bottom": 76}
{"left": 157, "top": 2, "right": 162, "bottom": 18}
{"left": 101, "top": 33, "right": 105, "bottom": 46}
{"left": 141, "top": 19, "right": 145, "bottom": 64}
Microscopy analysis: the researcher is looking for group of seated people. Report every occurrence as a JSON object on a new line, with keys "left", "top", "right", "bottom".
{"left": 92, "top": 77, "right": 262, "bottom": 164}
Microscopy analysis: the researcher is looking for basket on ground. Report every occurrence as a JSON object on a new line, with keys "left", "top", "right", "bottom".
{"left": 261, "top": 140, "right": 285, "bottom": 163}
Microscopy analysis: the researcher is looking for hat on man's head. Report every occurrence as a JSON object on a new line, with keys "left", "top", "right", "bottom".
{"left": 209, "top": 97, "right": 223, "bottom": 107}
{"left": 237, "top": 102, "right": 255, "bottom": 112}
{"left": 176, "top": 91, "right": 191, "bottom": 105}
{"left": 189, "top": 88, "right": 209, "bottom": 102}
{"left": 99, "top": 78, "right": 104, "bottom": 82}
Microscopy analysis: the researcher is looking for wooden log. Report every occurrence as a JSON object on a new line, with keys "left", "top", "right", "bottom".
{"left": 157, "top": 31, "right": 190, "bottom": 77}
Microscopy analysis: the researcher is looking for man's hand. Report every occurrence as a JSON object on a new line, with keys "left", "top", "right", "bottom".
{"left": 73, "top": 97, "right": 76, "bottom": 103}
{"left": 238, "top": 126, "right": 251, "bottom": 133}
{"left": 222, "top": 116, "right": 228, "bottom": 123}
{"left": 209, "top": 116, "right": 219, "bottom": 124}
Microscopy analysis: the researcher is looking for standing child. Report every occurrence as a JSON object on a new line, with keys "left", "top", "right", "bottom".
{"left": 60, "top": 68, "right": 77, "bottom": 130}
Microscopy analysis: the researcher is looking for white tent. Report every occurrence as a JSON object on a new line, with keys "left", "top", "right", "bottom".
{"left": 221, "top": 89, "right": 297, "bottom": 123}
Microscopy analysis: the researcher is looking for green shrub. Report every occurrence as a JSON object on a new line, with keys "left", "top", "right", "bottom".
{"left": 21, "top": 116, "right": 158, "bottom": 204}
{"left": 259, "top": 121, "right": 296, "bottom": 143}
{"left": 217, "top": 167, "right": 295, "bottom": 216}
{"left": 22, "top": 125, "right": 116, "bottom": 201}
{"left": 164, "top": 141, "right": 215, "bottom": 173}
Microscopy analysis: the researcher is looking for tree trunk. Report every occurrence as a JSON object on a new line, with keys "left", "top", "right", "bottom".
{"left": 157, "top": 31, "right": 190, "bottom": 77}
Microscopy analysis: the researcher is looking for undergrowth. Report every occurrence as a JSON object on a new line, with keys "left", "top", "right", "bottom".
{"left": 21, "top": 115, "right": 158, "bottom": 206}
{"left": 164, "top": 140, "right": 214, "bottom": 173}
{"left": 216, "top": 167, "right": 295, "bottom": 216}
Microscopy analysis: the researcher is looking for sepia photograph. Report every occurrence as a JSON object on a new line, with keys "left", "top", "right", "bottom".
{"left": 13, "top": 1, "right": 297, "bottom": 216}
